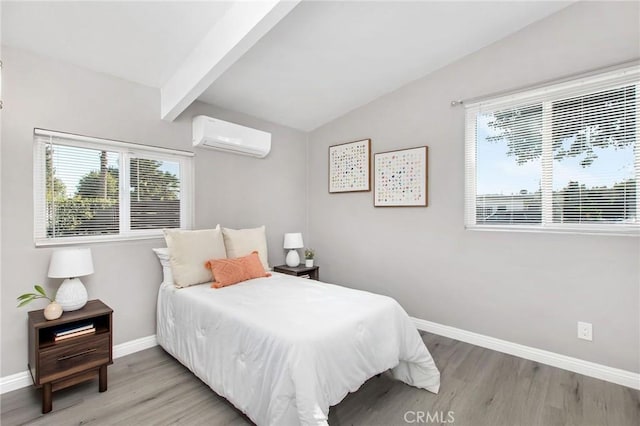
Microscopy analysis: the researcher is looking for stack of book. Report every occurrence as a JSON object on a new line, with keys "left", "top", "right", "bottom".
{"left": 54, "top": 324, "right": 95, "bottom": 342}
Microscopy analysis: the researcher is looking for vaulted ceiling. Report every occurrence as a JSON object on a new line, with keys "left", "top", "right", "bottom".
{"left": 2, "top": 1, "right": 573, "bottom": 131}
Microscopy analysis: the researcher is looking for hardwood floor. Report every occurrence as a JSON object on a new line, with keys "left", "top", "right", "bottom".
{"left": 2, "top": 333, "right": 638, "bottom": 425}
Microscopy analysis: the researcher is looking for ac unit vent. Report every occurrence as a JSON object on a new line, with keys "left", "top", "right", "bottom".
{"left": 192, "top": 115, "right": 271, "bottom": 158}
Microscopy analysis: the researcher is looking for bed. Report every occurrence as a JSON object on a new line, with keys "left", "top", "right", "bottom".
{"left": 157, "top": 272, "right": 440, "bottom": 426}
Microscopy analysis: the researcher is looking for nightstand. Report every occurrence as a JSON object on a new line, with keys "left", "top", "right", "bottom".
{"left": 28, "top": 299, "right": 113, "bottom": 413}
{"left": 273, "top": 264, "right": 319, "bottom": 281}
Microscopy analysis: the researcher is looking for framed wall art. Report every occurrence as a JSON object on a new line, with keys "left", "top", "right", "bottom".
{"left": 328, "top": 139, "right": 371, "bottom": 193}
{"left": 374, "top": 146, "right": 428, "bottom": 207}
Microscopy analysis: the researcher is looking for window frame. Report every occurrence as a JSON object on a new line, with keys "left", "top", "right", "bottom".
{"left": 464, "top": 65, "right": 640, "bottom": 236}
{"left": 33, "top": 129, "right": 194, "bottom": 246}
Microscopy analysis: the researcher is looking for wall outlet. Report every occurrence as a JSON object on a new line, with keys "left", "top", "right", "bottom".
{"left": 578, "top": 321, "right": 593, "bottom": 341}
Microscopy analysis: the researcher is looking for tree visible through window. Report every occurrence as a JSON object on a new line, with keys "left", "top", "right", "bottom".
{"left": 46, "top": 145, "right": 120, "bottom": 237}
{"left": 35, "top": 131, "right": 192, "bottom": 244}
{"left": 466, "top": 66, "right": 639, "bottom": 233}
{"left": 130, "top": 158, "right": 181, "bottom": 230}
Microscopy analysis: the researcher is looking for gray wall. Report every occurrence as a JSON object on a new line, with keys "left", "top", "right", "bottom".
{"left": 0, "top": 47, "right": 307, "bottom": 376}
{"left": 2, "top": 0, "right": 639, "bottom": 380}
{"left": 307, "top": 1, "right": 640, "bottom": 372}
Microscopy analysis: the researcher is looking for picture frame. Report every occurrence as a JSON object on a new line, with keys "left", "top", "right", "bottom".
{"left": 328, "top": 139, "right": 371, "bottom": 193}
{"left": 374, "top": 146, "right": 428, "bottom": 207}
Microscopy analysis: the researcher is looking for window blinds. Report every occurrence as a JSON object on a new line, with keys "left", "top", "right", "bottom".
{"left": 129, "top": 157, "right": 182, "bottom": 231}
{"left": 34, "top": 130, "right": 193, "bottom": 245}
{"left": 464, "top": 65, "right": 639, "bottom": 234}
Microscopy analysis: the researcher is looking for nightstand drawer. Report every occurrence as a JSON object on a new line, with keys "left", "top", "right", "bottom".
{"left": 39, "top": 334, "right": 110, "bottom": 383}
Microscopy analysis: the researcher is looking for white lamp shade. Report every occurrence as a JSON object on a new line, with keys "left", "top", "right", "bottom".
{"left": 283, "top": 233, "right": 304, "bottom": 249}
{"left": 48, "top": 248, "right": 94, "bottom": 278}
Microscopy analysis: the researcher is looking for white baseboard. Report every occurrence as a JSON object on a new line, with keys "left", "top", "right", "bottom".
{"left": 412, "top": 317, "right": 640, "bottom": 390}
{"left": 0, "top": 334, "right": 157, "bottom": 395}
{"left": 0, "top": 371, "right": 32, "bottom": 395}
{"left": 112, "top": 334, "right": 158, "bottom": 359}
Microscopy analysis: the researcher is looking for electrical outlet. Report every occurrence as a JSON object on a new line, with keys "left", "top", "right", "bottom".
{"left": 578, "top": 321, "right": 593, "bottom": 341}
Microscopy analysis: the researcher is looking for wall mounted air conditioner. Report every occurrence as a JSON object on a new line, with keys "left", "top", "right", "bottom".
{"left": 192, "top": 115, "right": 271, "bottom": 158}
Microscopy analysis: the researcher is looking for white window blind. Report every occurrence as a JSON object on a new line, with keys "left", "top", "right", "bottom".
{"left": 34, "top": 130, "right": 193, "bottom": 245}
{"left": 464, "top": 65, "right": 639, "bottom": 235}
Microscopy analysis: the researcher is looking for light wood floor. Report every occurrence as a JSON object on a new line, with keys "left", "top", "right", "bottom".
{"left": 2, "top": 333, "right": 638, "bottom": 426}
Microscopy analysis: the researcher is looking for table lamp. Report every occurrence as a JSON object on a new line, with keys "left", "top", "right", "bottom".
{"left": 283, "top": 233, "right": 304, "bottom": 267}
{"left": 48, "top": 248, "right": 94, "bottom": 312}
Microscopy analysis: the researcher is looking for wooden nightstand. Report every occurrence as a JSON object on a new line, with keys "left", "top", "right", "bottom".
{"left": 273, "top": 264, "right": 319, "bottom": 281}
{"left": 28, "top": 299, "right": 113, "bottom": 413}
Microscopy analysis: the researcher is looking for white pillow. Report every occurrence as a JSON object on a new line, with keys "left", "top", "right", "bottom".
{"left": 164, "top": 226, "right": 227, "bottom": 288}
{"left": 222, "top": 226, "right": 269, "bottom": 270}
{"left": 152, "top": 248, "right": 173, "bottom": 285}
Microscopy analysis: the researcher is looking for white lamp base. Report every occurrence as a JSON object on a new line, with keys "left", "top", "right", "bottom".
{"left": 55, "top": 277, "right": 88, "bottom": 312}
{"left": 285, "top": 249, "right": 300, "bottom": 267}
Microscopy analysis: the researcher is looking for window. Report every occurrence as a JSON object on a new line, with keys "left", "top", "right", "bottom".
{"left": 465, "top": 66, "right": 639, "bottom": 235}
{"left": 34, "top": 129, "right": 193, "bottom": 245}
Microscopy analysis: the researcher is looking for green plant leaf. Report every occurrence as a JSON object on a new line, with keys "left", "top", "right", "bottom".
{"left": 17, "top": 297, "right": 35, "bottom": 308}
{"left": 17, "top": 293, "right": 35, "bottom": 300}
{"left": 34, "top": 285, "right": 47, "bottom": 297}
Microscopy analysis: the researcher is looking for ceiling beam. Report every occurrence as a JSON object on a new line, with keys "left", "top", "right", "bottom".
{"left": 160, "top": 0, "right": 300, "bottom": 122}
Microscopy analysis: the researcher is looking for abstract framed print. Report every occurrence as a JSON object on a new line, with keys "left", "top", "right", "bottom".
{"left": 329, "top": 139, "right": 371, "bottom": 193}
{"left": 374, "top": 146, "right": 428, "bottom": 207}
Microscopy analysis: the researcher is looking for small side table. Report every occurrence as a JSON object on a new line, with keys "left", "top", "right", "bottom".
{"left": 273, "top": 264, "right": 319, "bottom": 281}
{"left": 28, "top": 299, "right": 113, "bottom": 413}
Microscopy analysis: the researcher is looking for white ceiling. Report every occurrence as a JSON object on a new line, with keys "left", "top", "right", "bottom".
{"left": 199, "top": 1, "right": 572, "bottom": 130}
{"left": 2, "top": 1, "right": 572, "bottom": 131}
{"left": 2, "top": 1, "right": 232, "bottom": 88}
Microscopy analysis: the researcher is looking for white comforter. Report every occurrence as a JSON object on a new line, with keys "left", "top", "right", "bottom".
{"left": 157, "top": 273, "right": 440, "bottom": 426}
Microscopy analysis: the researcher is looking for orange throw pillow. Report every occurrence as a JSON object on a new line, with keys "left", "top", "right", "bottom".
{"left": 205, "top": 251, "right": 271, "bottom": 289}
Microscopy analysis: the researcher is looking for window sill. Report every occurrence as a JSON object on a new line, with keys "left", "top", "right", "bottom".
{"left": 34, "top": 232, "right": 170, "bottom": 247}
{"left": 465, "top": 224, "right": 640, "bottom": 237}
